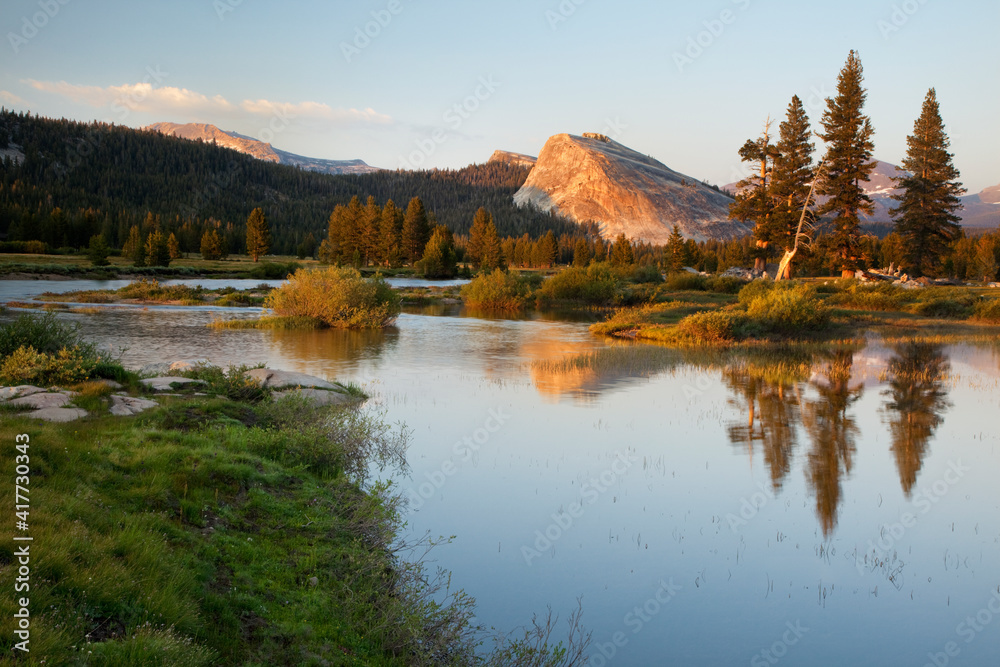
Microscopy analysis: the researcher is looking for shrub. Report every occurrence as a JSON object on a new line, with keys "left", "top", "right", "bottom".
{"left": 0, "top": 312, "right": 88, "bottom": 357}
{"left": 828, "top": 281, "right": 907, "bottom": 311}
{"left": 461, "top": 269, "right": 532, "bottom": 310}
{"left": 265, "top": 267, "right": 401, "bottom": 328}
{"left": 676, "top": 310, "right": 748, "bottom": 343}
{"left": 250, "top": 261, "right": 301, "bottom": 280}
{"left": 629, "top": 264, "right": 665, "bottom": 284}
{"left": 665, "top": 272, "right": 708, "bottom": 291}
{"left": 706, "top": 275, "right": 746, "bottom": 294}
{"left": 744, "top": 284, "right": 830, "bottom": 333}
{"left": 0, "top": 345, "right": 99, "bottom": 386}
{"left": 535, "top": 263, "right": 621, "bottom": 305}
{"left": 972, "top": 298, "right": 1000, "bottom": 323}
{"left": 910, "top": 297, "right": 974, "bottom": 319}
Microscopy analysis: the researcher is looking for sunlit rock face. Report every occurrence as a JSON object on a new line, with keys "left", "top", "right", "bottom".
{"left": 513, "top": 133, "right": 748, "bottom": 243}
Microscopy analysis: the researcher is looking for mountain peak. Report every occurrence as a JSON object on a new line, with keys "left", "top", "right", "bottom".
{"left": 513, "top": 133, "right": 745, "bottom": 243}
{"left": 144, "top": 122, "right": 379, "bottom": 175}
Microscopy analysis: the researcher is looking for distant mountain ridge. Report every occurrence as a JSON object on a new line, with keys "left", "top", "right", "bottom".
{"left": 145, "top": 122, "right": 380, "bottom": 175}
{"left": 513, "top": 133, "right": 746, "bottom": 243}
{"left": 488, "top": 150, "right": 537, "bottom": 168}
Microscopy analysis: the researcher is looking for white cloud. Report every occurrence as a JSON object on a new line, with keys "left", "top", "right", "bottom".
{"left": 0, "top": 90, "right": 28, "bottom": 106}
{"left": 21, "top": 79, "right": 391, "bottom": 126}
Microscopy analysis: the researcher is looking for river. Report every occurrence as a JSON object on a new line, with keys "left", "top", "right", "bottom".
{"left": 3, "top": 279, "right": 1000, "bottom": 666}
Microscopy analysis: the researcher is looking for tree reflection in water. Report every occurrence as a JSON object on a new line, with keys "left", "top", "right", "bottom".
{"left": 881, "top": 342, "right": 951, "bottom": 496}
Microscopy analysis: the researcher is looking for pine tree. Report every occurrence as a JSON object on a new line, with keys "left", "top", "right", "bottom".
{"left": 361, "top": 196, "right": 382, "bottom": 266}
{"left": 572, "top": 238, "right": 591, "bottom": 267}
{"left": 379, "top": 199, "right": 405, "bottom": 267}
{"left": 245, "top": 207, "right": 271, "bottom": 262}
{"left": 167, "top": 232, "right": 182, "bottom": 260}
{"left": 145, "top": 230, "right": 171, "bottom": 267}
{"left": 466, "top": 208, "right": 491, "bottom": 270}
{"left": 87, "top": 234, "right": 110, "bottom": 267}
{"left": 728, "top": 121, "right": 779, "bottom": 271}
{"left": 818, "top": 50, "right": 877, "bottom": 277}
{"left": 610, "top": 233, "right": 634, "bottom": 266}
{"left": 890, "top": 89, "right": 965, "bottom": 277}
{"left": 666, "top": 225, "right": 686, "bottom": 273}
{"left": 416, "top": 225, "right": 458, "bottom": 278}
{"left": 200, "top": 229, "right": 224, "bottom": 261}
{"left": 770, "top": 95, "right": 815, "bottom": 278}
{"left": 401, "top": 197, "right": 430, "bottom": 265}
{"left": 123, "top": 225, "right": 145, "bottom": 266}
{"left": 537, "top": 231, "right": 558, "bottom": 268}
{"left": 593, "top": 239, "right": 607, "bottom": 263}
{"left": 296, "top": 232, "right": 317, "bottom": 259}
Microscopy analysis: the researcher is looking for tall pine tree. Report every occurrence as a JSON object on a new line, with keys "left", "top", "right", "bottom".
{"left": 379, "top": 199, "right": 405, "bottom": 267}
{"left": 889, "top": 88, "right": 965, "bottom": 277}
{"left": 246, "top": 207, "right": 271, "bottom": 262}
{"left": 401, "top": 197, "right": 430, "bottom": 266}
{"left": 770, "top": 95, "right": 815, "bottom": 278}
{"left": 818, "top": 50, "right": 877, "bottom": 277}
{"left": 728, "top": 120, "right": 779, "bottom": 271}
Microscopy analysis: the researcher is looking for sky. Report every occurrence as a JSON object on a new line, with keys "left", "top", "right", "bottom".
{"left": 1, "top": 0, "right": 998, "bottom": 192}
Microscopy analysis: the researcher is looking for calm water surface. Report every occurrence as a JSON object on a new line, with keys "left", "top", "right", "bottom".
{"left": 3, "top": 280, "right": 999, "bottom": 666}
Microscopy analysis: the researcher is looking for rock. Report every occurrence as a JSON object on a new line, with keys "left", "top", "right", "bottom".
{"left": 140, "top": 377, "right": 208, "bottom": 391}
{"left": 0, "top": 385, "right": 47, "bottom": 401}
{"left": 682, "top": 266, "right": 700, "bottom": 274}
{"left": 989, "top": 282, "right": 1000, "bottom": 288}
{"left": 308, "top": 576, "right": 319, "bottom": 587}
{"left": 30, "top": 407, "right": 88, "bottom": 422}
{"left": 245, "top": 368, "right": 336, "bottom": 390}
{"left": 488, "top": 149, "right": 537, "bottom": 168}
{"left": 139, "top": 359, "right": 212, "bottom": 375}
{"left": 95, "top": 379, "right": 124, "bottom": 390}
{"left": 513, "top": 133, "right": 748, "bottom": 244}
{"left": 109, "top": 395, "right": 159, "bottom": 416}
{"left": 273, "top": 387, "right": 354, "bottom": 407}
{"left": 9, "top": 392, "right": 74, "bottom": 409}
{"left": 721, "top": 267, "right": 754, "bottom": 281}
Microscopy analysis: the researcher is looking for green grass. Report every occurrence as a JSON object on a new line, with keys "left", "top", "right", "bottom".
{"left": 208, "top": 315, "right": 323, "bottom": 331}
{"left": 0, "top": 391, "right": 586, "bottom": 665}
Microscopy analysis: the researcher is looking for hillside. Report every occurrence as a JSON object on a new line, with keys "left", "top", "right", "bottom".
{"left": 514, "top": 133, "right": 746, "bottom": 243}
{"left": 146, "top": 122, "right": 380, "bottom": 175}
{"left": 0, "top": 111, "right": 576, "bottom": 254}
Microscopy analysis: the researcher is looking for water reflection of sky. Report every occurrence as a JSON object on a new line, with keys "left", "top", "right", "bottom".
{"left": 3, "top": 293, "right": 1000, "bottom": 665}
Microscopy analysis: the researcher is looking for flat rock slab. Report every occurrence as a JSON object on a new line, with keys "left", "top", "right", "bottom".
{"left": 31, "top": 407, "right": 88, "bottom": 422}
{"left": 273, "top": 387, "right": 354, "bottom": 407}
{"left": 245, "top": 368, "right": 336, "bottom": 390}
{"left": 140, "top": 377, "right": 208, "bottom": 391}
{"left": 110, "top": 395, "right": 159, "bottom": 416}
{"left": 9, "top": 392, "right": 74, "bottom": 409}
{"left": 0, "top": 385, "right": 48, "bottom": 401}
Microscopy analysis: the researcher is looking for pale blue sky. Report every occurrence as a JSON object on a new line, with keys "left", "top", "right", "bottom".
{"left": 1, "top": 0, "right": 997, "bottom": 191}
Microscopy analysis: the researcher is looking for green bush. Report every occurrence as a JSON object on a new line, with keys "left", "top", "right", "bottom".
{"left": 706, "top": 275, "right": 746, "bottom": 294}
{"left": 828, "top": 281, "right": 907, "bottom": 311}
{"left": 535, "top": 263, "right": 621, "bottom": 305}
{"left": 117, "top": 279, "right": 204, "bottom": 302}
{"left": 665, "top": 272, "right": 708, "bottom": 291}
{"left": 461, "top": 269, "right": 532, "bottom": 310}
{"left": 0, "top": 345, "right": 99, "bottom": 386}
{"left": 265, "top": 267, "right": 401, "bottom": 328}
{"left": 744, "top": 283, "right": 830, "bottom": 333}
{"left": 250, "top": 261, "right": 301, "bottom": 280}
{"left": 629, "top": 264, "right": 665, "bottom": 284}
{"left": 0, "top": 312, "right": 85, "bottom": 357}
{"left": 910, "top": 297, "right": 974, "bottom": 319}
{"left": 972, "top": 298, "right": 1000, "bottom": 323}
{"left": 677, "top": 310, "right": 748, "bottom": 343}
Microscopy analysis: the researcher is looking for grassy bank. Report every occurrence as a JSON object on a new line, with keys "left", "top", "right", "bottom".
{"left": 590, "top": 278, "right": 1000, "bottom": 347}
{"left": 0, "top": 314, "right": 589, "bottom": 665}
